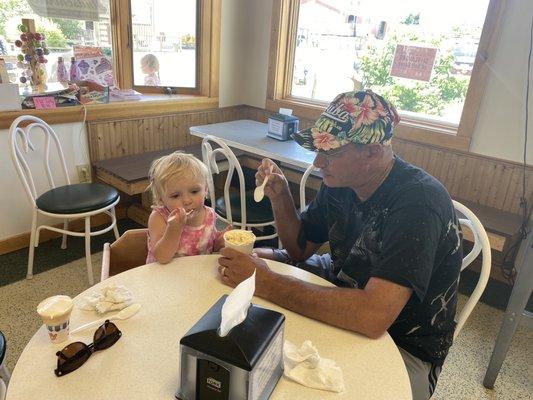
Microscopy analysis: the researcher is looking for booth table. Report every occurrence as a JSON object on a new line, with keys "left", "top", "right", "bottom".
{"left": 7, "top": 255, "right": 412, "bottom": 399}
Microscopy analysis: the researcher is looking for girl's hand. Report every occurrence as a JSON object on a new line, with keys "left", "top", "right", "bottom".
{"left": 167, "top": 208, "right": 187, "bottom": 229}
{"left": 214, "top": 225, "right": 233, "bottom": 252}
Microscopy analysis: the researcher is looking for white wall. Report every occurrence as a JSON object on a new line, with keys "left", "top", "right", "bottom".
{"left": 1, "top": 122, "right": 88, "bottom": 239}
{"left": 219, "top": 0, "right": 272, "bottom": 108}
{"left": 470, "top": 0, "right": 533, "bottom": 164}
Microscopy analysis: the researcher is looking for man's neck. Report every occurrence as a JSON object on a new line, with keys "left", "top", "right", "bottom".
{"left": 351, "top": 156, "right": 395, "bottom": 201}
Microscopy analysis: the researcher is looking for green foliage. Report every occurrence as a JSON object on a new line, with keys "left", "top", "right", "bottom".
{"left": 37, "top": 20, "right": 68, "bottom": 49}
{"left": 52, "top": 18, "right": 83, "bottom": 41}
{"left": 0, "top": 0, "right": 31, "bottom": 36}
{"left": 402, "top": 13, "right": 420, "bottom": 25}
{"left": 359, "top": 34, "right": 470, "bottom": 116}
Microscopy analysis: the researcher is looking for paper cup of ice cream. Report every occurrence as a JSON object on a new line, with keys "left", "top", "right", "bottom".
{"left": 223, "top": 229, "right": 256, "bottom": 254}
{"left": 37, "top": 295, "right": 74, "bottom": 344}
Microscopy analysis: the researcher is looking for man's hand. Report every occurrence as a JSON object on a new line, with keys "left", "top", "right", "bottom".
{"left": 218, "top": 247, "right": 272, "bottom": 296}
{"left": 255, "top": 158, "right": 290, "bottom": 202}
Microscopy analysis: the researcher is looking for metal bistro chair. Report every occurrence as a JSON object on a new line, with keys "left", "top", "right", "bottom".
{"left": 202, "top": 135, "right": 277, "bottom": 243}
{"left": 0, "top": 331, "right": 10, "bottom": 400}
{"left": 100, "top": 229, "right": 148, "bottom": 281}
{"left": 452, "top": 200, "right": 492, "bottom": 338}
{"left": 9, "top": 116, "right": 120, "bottom": 286}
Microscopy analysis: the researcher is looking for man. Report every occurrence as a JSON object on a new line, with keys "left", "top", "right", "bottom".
{"left": 218, "top": 90, "right": 462, "bottom": 400}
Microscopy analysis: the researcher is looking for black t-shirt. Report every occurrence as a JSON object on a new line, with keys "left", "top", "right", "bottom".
{"left": 300, "top": 157, "right": 463, "bottom": 365}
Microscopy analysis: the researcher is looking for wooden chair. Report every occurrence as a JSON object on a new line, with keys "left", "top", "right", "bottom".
{"left": 100, "top": 229, "right": 148, "bottom": 281}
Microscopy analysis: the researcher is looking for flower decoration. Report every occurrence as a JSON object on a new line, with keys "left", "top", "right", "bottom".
{"left": 16, "top": 23, "right": 48, "bottom": 88}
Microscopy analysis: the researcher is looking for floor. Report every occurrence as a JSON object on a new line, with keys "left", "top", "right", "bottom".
{"left": 0, "top": 254, "right": 531, "bottom": 399}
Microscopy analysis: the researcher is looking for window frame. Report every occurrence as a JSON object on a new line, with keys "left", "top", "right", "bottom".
{"left": 266, "top": 0, "right": 505, "bottom": 151}
{"left": 112, "top": 0, "right": 219, "bottom": 97}
{"left": 0, "top": 0, "right": 220, "bottom": 128}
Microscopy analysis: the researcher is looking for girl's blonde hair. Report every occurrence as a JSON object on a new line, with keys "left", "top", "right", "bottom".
{"left": 147, "top": 151, "right": 209, "bottom": 206}
{"left": 141, "top": 53, "right": 159, "bottom": 72}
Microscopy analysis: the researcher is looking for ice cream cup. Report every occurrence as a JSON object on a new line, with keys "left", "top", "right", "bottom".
{"left": 37, "top": 295, "right": 74, "bottom": 344}
{"left": 223, "top": 229, "right": 256, "bottom": 255}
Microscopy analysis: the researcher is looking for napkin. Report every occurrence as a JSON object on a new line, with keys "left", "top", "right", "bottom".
{"left": 219, "top": 271, "right": 255, "bottom": 337}
{"left": 283, "top": 340, "right": 345, "bottom": 393}
{"left": 78, "top": 284, "right": 133, "bottom": 314}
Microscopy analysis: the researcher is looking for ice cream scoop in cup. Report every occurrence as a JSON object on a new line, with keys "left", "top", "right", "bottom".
{"left": 37, "top": 295, "right": 74, "bottom": 344}
{"left": 223, "top": 229, "right": 256, "bottom": 254}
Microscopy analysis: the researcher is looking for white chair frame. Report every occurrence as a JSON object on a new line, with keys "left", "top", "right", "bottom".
{"left": 9, "top": 115, "right": 119, "bottom": 285}
{"left": 299, "top": 164, "right": 317, "bottom": 212}
{"left": 453, "top": 199, "right": 492, "bottom": 338}
{"left": 201, "top": 135, "right": 277, "bottom": 242}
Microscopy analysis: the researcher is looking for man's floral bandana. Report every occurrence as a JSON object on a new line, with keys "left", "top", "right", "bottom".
{"left": 292, "top": 90, "right": 400, "bottom": 152}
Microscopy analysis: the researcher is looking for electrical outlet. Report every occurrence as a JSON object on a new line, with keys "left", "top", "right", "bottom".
{"left": 76, "top": 165, "right": 91, "bottom": 183}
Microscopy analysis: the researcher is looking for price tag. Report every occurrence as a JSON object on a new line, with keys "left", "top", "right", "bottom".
{"left": 34, "top": 96, "right": 56, "bottom": 109}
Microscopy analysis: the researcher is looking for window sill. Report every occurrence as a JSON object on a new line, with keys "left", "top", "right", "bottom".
{"left": 266, "top": 98, "right": 471, "bottom": 152}
{"left": 0, "top": 94, "right": 219, "bottom": 129}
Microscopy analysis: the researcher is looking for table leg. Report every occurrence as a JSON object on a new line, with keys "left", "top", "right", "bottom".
{"left": 483, "top": 231, "right": 533, "bottom": 389}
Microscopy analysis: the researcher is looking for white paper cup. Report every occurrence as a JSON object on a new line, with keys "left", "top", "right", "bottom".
{"left": 223, "top": 230, "right": 256, "bottom": 255}
{"left": 37, "top": 295, "right": 73, "bottom": 344}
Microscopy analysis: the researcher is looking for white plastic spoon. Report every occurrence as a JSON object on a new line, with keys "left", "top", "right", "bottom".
{"left": 70, "top": 303, "right": 141, "bottom": 335}
{"left": 254, "top": 166, "right": 273, "bottom": 202}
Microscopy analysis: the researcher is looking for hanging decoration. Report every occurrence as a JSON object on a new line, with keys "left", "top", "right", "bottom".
{"left": 15, "top": 22, "right": 49, "bottom": 90}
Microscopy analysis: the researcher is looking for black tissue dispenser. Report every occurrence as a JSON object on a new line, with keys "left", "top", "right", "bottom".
{"left": 176, "top": 295, "right": 285, "bottom": 400}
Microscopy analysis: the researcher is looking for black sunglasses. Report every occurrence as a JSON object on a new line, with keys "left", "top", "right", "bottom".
{"left": 55, "top": 320, "right": 122, "bottom": 377}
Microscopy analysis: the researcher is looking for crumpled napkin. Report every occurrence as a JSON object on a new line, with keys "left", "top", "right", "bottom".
{"left": 78, "top": 284, "right": 133, "bottom": 314}
{"left": 283, "top": 340, "right": 344, "bottom": 393}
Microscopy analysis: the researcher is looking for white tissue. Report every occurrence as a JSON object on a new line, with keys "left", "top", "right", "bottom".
{"left": 219, "top": 271, "right": 256, "bottom": 337}
{"left": 78, "top": 284, "right": 133, "bottom": 314}
{"left": 283, "top": 340, "right": 345, "bottom": 393}
{"left": 279, "top": 107, "right": 293, "bottom": 116}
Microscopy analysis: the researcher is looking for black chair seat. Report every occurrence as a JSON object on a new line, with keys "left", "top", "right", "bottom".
{"left": 0, "top": 331, "right": 5, "bottom": 365}
{"left": 215, "top": 192, "right": 274, "bottom": 224}
{"left": 36, "top": 183, "right": 119, "bottom": 214}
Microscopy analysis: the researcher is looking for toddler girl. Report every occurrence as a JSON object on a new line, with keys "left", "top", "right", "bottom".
{"left": 140, "top": 54, "right": 160, "bottom": 86}
{"left": 146, "top": 151, "right": 226, "bottom": 264}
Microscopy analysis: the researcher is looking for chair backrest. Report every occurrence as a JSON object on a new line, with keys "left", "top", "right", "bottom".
{"left": 453, "top": 200, "right": 492, "bottom": 338}
{"left": 9, "top": 115, "right": 71, "bottom": 207}
{"left": 100, "top": 229, "right": 148, "bottom": 281}
{"left": 300, "top": 164, "right": 318, "bottom": 212}
{"left": 201, "top": 135, "right": 248, "bottom": 228}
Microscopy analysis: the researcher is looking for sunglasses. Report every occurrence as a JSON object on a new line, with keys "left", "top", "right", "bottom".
{"left": 54, "top": 320, "right": 122, "bottom": 377}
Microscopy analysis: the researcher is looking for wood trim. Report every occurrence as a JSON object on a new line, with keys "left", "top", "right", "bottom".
{"left": 110, "top": 0, "right": 133, "bottom": 90}
{"left": 266, "top": 0, "right": 505, "bottom": 152}
{"left": 457, "top": 0, "right": 506, "bottom": 141}
{"left": 0, "top": 206, "right": 127, "bottom": 256}
{"left": 0, "top": 96, "right": 219, "bottom": 129}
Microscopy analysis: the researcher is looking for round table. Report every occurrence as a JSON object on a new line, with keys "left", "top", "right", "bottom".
{"left": 7, "top": 255, "right": 412, "bottom": 399}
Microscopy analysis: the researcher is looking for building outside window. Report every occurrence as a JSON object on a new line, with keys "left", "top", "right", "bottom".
{"left": 291, "top": 0, "right": 490, "bottom": 126}
{"left": 131, "top": 0, "right": 197, "bottom": 89}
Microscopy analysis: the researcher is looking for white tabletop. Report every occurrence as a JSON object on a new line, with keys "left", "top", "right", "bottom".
{"left": 190, "top": 120, "right": 317, "bottom": 169}
{"left": 7, "top": 255, "right": 411, "bottom": 400}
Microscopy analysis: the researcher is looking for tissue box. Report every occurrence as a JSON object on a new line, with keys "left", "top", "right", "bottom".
{"left": 176, "top": 295, "right": 285, "bottom": 400}
{"left": 267, "top": 113, "right": 299, "bottom": 141}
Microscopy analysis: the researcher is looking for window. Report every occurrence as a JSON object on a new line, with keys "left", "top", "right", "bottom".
{"left": 131, "top": 0, "right": 197, "bottom": 90}
{"left": 0, "top": 0, "right": 219, "bottom": 97}
{"left": 1, "top": 0, "right": 113, "bottom": 86}
{"left": 268, "top": 0, "right": 505, "bottom": 150}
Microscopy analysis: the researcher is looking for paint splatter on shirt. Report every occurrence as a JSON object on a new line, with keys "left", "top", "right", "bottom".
{"left": 301, "top": 157, "right": 462, "bottom": 365}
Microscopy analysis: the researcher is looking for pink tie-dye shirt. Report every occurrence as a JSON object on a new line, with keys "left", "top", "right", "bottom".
{"left": 146, "top": 205, "right": 222, "bottom": 263}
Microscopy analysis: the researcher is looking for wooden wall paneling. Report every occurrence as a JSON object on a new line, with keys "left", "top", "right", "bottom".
{"left": 502, "top": 168, "right": 523, "bottom": 214}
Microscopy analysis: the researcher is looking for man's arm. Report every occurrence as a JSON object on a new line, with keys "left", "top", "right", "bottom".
{"left": 219, "top": 249, "right": 413, "bottom": 339}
